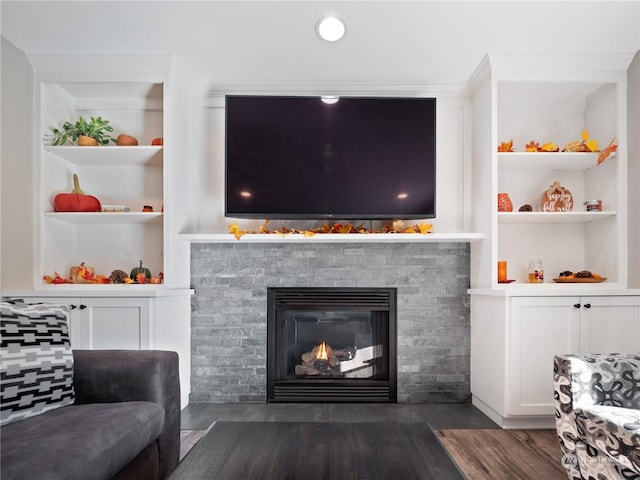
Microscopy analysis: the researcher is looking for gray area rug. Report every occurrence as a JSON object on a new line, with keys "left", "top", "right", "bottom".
{"left": 170, "top": 421, "right": 464, "bottom": 479}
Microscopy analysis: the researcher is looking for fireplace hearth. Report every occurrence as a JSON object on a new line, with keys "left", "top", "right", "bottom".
{"left": 267, "top": 287, "right": 397, "bottom": 403}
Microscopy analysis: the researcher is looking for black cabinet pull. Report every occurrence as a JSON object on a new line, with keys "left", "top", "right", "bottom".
{"left": 573, "top": 303, "right": 581, "bottom": 309}
{"left": 70, "top": 304, "right": 77, "bottom": 309}
{"left": 583, "top": 303, "right": 591, "bottom": 309}
{"left": 79, "top": 304, "right": 87, "bottom": 310}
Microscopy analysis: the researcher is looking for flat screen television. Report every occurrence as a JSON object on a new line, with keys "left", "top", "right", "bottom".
{"left": 225, "top": 95, "right": 436, "bottom": 220}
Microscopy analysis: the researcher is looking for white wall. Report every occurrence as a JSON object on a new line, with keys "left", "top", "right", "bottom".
{"left": 189, "top": 89, "right": 471, "bottom": 235}
{"left": 629, "top": 50, "right": 640, "bottom": 289}
{"left": 1, "top": 37, "right": 34, "bottom": 290}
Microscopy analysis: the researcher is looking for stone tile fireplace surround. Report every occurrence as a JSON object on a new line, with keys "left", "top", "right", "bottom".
{"left": 190, "top": 242, "right": 470, "bottom": 404}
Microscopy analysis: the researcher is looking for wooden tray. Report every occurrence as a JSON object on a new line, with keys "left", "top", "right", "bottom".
{"left": 553, "top": 277, "right": 607, "bottom": 283}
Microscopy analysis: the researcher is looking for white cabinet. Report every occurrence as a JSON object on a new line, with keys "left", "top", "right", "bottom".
{"left": 24, "top": 296, "right": 151, "bottom": 350}
{"left": 579, "top": 296, "right": 640, "bottom": 352}
{"left": 508, "top": 297, "right": 580, "bottom": 417}
{"left": 6, "top": 291, "right": 192, "bottom": 408}
{"left": 471, "top": 293, "right": 640, "bottom": 428}
{"left": 508, "top": 296, "right": 640, "bottom": 417}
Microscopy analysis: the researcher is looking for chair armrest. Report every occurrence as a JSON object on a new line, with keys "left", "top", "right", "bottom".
{"left": 554, "top": 353, "right": 640, "bottom": 477}
{"left": 72, "top": 350, "right": 180, "bottom": 479}
{"left": 555, "top": 353, "right": 640, "bottom": 411}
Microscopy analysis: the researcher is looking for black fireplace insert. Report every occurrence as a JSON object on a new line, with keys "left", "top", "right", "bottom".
{"left": 267, "top": 287, "right": 397, "bottom": 402}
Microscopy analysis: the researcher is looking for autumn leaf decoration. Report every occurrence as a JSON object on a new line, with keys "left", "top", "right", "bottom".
{"left": 500, "top": 130, "right": 616, "bottom": 165}
{"left": 497, "top": 140, "right": 513, "bottom": 152}
{"left": 597, "top": 138, "right": 618, "bottom": 165}
{"left": 525, "top": 141, "right": 559, "bottom": 152}
{"left": 562, "top": 129, "right": 599, "bottom": 153}
{"left": 228, "top": 220, "right": 433, "bottom": 240}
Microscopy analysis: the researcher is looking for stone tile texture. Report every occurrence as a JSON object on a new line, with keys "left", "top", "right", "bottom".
{"left": 190, "top": 242, "right": 470, "bottom": 403}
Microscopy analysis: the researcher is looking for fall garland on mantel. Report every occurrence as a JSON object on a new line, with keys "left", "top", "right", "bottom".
{"left": 228, "top": 220, "right": 433, "bottom": 240}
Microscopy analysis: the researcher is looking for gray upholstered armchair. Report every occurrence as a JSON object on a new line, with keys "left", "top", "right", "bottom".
{"left": 553, "top": 353, "right": 640, "bottom": 480}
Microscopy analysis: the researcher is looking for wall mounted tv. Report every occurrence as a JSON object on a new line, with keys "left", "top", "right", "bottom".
{"left": 225, "top": 95, "right": 436, "bottom": 220}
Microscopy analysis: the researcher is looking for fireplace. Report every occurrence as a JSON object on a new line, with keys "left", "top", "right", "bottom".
{"left": 267, "top": 287, "right": 397, "bottom": 403}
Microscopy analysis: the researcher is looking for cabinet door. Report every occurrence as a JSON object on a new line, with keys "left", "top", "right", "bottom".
{"left": 80, "top": 298, "right": 151, "bottom": 350}
{"left": 579, "top": 296, "right": 640, "bottom": 353}
{"left": 21, "top": 297, "right": 83, "bottom": 349}
{"left": 508, "top": 297, "right": 580, "bottom": 416}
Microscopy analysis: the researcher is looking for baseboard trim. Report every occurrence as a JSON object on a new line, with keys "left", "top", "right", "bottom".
{"left": 472, "top": 396, "right": 556, "bottom": 429}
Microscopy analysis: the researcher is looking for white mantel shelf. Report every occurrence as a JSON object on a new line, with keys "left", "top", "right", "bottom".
{"left": 178, "top": 232, "right": 484, "bottom": 243}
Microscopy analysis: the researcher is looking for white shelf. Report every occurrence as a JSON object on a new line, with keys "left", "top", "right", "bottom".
{"left": 497, "top": 152, "right": 614, "bottom": 171}
{"left": 498, "top": 211, "right": 616, "bottom": 224}
{"left": 178, "top": 232, "right": 484, "bottom": 243}
{"left": 45, "top": 212, "right": 163, "bottom": 224}
{"left": 45, "top": 146, "right": 163, "bottom": 166}
{"left": 2, "top": 286, "right": 193, "bottom": 298}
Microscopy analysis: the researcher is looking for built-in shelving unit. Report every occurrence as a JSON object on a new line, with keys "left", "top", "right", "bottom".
{"left": 469, "top": 55, "right": 631, "bottom": 289}
{"left": 467, "top": 52, "right": 638, "bottom": 429}
{"left": 38, "top": 81, "right": 166, "bottom": 284}
{"left": 6, "top": 55, "right": 195, "bottom": 408}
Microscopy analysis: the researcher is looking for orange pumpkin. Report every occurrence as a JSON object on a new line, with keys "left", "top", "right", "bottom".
{"left": 540, "top": 181, "right": 573, "bottom": 212}
{"left": 53, "top": 174, "right": 101, "bottom": 212}
{"left": 69, "top": 262, "right": 95, "bottom": 284}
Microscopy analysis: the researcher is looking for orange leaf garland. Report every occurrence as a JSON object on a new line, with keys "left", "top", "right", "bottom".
{"left": 227, "top": 220, "right": 434, "bottom": 239}
{"left": 228, "top": 222, "right": 245, "bottom": 240}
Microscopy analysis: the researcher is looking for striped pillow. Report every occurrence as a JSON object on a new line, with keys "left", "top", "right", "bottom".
{"left": 1, "top": 302, "right": 75, "bottom": 426}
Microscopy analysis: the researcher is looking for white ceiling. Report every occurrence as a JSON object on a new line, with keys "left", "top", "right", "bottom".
{"left": 2, "top": 1, "right": 639, "bottom": 87}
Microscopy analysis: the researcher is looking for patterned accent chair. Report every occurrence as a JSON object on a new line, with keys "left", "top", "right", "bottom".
{"left": 554, "top": 354, "right": 640, "bottom": 480}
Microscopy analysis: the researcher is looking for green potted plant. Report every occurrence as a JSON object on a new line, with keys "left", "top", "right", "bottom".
{"left": 45, "top": 116, "right": 116, "bottom": 146}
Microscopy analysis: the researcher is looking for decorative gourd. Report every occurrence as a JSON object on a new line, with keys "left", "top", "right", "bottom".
{"left": 497, "top": 193, "right": 513, "bottom": 212}
{"left": 70, "top": 262, "right": 95, "bottom": 284}
{"left": 540, "top": 181, "right": 573, "bottom": 212}
{"left": 117, "top": 134, "right": 138, "bottom": 146}
{"left": 54, "top": 174, "right": 101, "bottom": 212}
{"left": 130, "top": 260, "right": 151, "bottom": 283}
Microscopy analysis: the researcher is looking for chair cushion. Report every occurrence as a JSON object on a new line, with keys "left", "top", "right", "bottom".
{"left": 1, "top": 302, "right": 74, "bottom": 426}
{"left": 0, "top": 401, "right": 164, "bottom": 480}
{"left": 576, "top": 405, "right": 640, "bottom": 474}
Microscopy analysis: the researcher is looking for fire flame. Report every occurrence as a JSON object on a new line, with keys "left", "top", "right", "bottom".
{"left": 315, "top": 342, "right": 330, "bottom": 361}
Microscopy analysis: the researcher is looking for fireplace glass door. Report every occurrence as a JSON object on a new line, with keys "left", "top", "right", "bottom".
{"left": 267, "top": 288, "right": 397, "bottom": 402}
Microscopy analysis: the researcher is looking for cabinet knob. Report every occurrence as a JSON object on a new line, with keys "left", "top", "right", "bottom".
{"left": 70, "top": 304, "right": 77, "bottom": 309}
{"left": 583, "top": 303, "right": 591, "bottom": 309}
{"left": 79, "top": 304, "right": 87, "bottom": 310}
{"left": 573, "top": 303, "right": 581, "bottom": 309}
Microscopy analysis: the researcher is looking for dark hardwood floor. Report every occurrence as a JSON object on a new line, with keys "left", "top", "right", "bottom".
{"left": 175, "top": 420, "right": 465, "bottom": 480}
{"left": 181, "top": 402, "right": 499, "bottom": 431}
{"left": 177, "top": 403, "right": 565, "bottom": 479}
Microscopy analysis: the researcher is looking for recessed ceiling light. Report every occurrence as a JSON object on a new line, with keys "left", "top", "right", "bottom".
{"left": 316, "top": 16, "right": 346, "bottom": 42}
{"left": 321, "top": 96, "right": 340, "bottom": 104}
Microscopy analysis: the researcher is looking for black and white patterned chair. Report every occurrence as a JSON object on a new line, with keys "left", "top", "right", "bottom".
{"left": 554, "top": 353, "right": 640, "bottom": 480}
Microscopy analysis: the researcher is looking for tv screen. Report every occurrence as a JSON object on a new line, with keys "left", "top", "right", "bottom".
{"left": 225, "top": 95, "right": 436, "bottom": 220}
